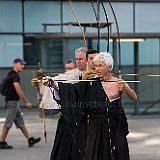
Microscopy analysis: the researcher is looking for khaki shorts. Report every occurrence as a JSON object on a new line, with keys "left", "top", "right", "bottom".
{"left": 4, "top": 101, "right": 25, "bottom": 129}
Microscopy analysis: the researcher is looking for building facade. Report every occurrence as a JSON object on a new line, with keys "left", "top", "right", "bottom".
{"left": 0, "top": 0, "right": 160, "bottom": 114}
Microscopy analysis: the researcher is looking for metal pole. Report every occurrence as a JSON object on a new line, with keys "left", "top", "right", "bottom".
{"left": 97, "top": 1, "right": 100, "bottom": 52}
{"left": 134, "top": 41, "right": 139, "bottom": 115}
{"left": 60, "top": 0, "right": 63, "bottom": 33}
{"left": 112, "top": 38, "right": 118, "bottom": 73}
{"left": 21, "top": 0, "right": 25, "bottom": 58}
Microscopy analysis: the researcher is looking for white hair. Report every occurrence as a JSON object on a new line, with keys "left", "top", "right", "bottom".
{"left": 75, "top": 47, "right": 88, "bottom": 58}
{"left": 93, "top": 52, "right": 114, "bottom": 70}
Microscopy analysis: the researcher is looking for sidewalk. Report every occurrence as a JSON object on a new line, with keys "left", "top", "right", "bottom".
{"left": 128, "top": 115, "right": 160, "bottom": 160}
{"left": 0, "top": 110, "right": 160, "bottom": 160}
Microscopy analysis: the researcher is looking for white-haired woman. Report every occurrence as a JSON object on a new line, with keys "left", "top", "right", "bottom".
{"left": 94, "top": 52, "right": 137, "bottom": 101}
{"left": 83, "top": 52, "right": 137, "bottom": 160}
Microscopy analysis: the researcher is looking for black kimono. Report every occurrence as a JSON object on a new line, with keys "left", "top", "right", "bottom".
{"left": 50, "top": 78, "right": 130, "bottom": 160}
{"left": 83, "top": 78, "right": 130, "bottom": 160}
{"left": 50, "top": 82, "right": 87, "bottom": 160}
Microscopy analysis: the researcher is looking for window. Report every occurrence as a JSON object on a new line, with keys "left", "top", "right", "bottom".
{"left": 0, "top": 1, "right": 22, "bottom": 32}
{"left": 24, "top": 37, "right": 63, "bottom": 70}
{"left": 135, "top": 3, "right": 160, "bottom": 33}
{"left": 24, "top": 1, "right": 61, "bottom": 33}
{"left": 0, "top": 35, "right": 23, "bottom": 67}
{"left": 139, "top": 39, "right": 160, "bottom": 65}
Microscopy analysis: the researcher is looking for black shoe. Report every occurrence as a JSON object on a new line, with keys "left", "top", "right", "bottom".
{"left": 28, "top": 137, "right": 41, "bottom": 147}
{"left": 0, "top": 141, "right": 13, "bottom": 149}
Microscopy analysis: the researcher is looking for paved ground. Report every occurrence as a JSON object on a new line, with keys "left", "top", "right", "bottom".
{"left": 0, "top": 110, "right": 160, "bottom": 160}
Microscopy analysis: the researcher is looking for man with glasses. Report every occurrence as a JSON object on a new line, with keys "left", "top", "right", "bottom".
{"left": 64, "top": 59, "right": 76, "bottom": 72}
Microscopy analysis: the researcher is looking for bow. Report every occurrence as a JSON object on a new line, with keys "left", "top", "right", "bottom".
{"left": 32, "top": 63, "right": 47, "bottom": 143}
{"left": 68, "top": 0, "right": 86, "bottom": 48}
{"left": 111, "top": 4, "right": 122, "bottom": 88}
{"left": 90, "top": 1, "right": 121, "bottom": 159}
{"left": 91, "top": 1, "right": 110, "bottom": 52}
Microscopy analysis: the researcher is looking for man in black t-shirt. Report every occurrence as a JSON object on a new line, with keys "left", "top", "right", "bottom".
{"left": 0, "top": 58, "right": 41, "bottom": 149}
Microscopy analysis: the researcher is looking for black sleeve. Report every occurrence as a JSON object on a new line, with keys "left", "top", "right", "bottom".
{"left": 52, "top": 90, "right": 61, "bottom": 104}
{"left": 12, "top": 72, "right": 20, "bottom": 83}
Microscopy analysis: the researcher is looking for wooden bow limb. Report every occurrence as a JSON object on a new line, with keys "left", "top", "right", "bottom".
{"left": 33, "top": 81, "right": 47, "bottom": 144}
{"left": 39, "top": 104, "right": 47, "bottom": 143}
{"left": 68, "top": 0, "right": 86, "bottom": 48}
{"left": 32, "top": 67, "right": 47, "bottom": 143}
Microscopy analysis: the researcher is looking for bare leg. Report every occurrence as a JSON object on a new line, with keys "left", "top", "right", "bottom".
{"left": 20, "top": 127, "right": 41, "bottom": 147}
{"left": 20, "top": 127, "right": 30, "bottom": 140}
{"left": 0, "top": 127, "right": 13, "bottom": 149}
{"left": 0, "top": 127, "right": 10, "bottom": 142}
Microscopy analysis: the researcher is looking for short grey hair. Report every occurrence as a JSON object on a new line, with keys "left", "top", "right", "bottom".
{"left": 65, "top": 59, "right": 75, "bottom": 67}
{"left": 75, "top": 47, "right": 88, "bottom": 58}
{"left": 93, "top": 52, "right": 114, "bottom": 70}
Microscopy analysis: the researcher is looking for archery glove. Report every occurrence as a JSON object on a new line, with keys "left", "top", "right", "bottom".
{"left": 31, "top": 78, "right": 39, "bottom": 86}
{"left": 82, "top": 70, "right": 95, "bottom": 80}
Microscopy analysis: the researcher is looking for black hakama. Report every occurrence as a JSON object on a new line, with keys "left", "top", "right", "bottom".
{"left": 83, "top": 78, "right": 130, "bottom": 160}
{"left": 50, "top": 82, "right": 87, "bottom": 160}
{"left": 50, "top": 78, "right": 130, "bottom": 160}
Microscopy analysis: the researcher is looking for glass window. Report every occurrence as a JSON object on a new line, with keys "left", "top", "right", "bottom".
{"left": 66, "top": 39, "right": 110, "bottom": 62}
{"left": 63, "top": 2, "right": 133, "bottom": 33}
{"left": 67, "top": 38, "right": 134, "bottom": 66}
{"left": 0, "top": 35, "right": 23, "bottom": 67}
{"left": 24, "top": 36, "right": 41, "bottom": 66}
{"left": 93, "top": 39, "right": 134, "bottom": 66}
{"left": 92, "top": 39, "right": 111, "bottom": 53}
{"left": 139, "top": 38, "right": 160, "bottom": 65}
{"left": 99, "top": 2, "right": 133, "bottom": 33}
{"left": 24, "top": 37, "right": 63, "bottom": 70}
{"left": 24, "top": 1, "right": 61, "bottom": 33}
{"left": 0, "top": 1, "right": 22, "bottom": 32}
{"left": 63, "top": 2, "right": 97, "bottom": 33}
{"left": 121, "top": 41, "right": 134, "bottom": 65}
{"left": 43, "top": 39, "right": 63, "bottom": 69}
{"left": 65, "top": 39, "right": 85, "bottom": 60}
{"left": 135, "top": 3, "right": 160, "bottom": 32}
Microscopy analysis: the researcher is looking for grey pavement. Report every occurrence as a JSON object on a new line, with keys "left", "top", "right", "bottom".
{"left": 128, "top": 115, "right": 160, "bottom": 160}
{"left": 0, "top": 110, "right": 160, "bottom": 160}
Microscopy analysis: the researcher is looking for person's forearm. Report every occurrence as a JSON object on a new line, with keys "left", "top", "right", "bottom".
{"left": 123, "top": 85, "right": 137, "bottom": 101}
{"left": 16, "top": 88, "right": 30, "bottom": 104}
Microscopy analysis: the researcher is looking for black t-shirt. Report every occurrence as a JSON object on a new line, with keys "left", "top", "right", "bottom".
{"left": 5, "top": 70, "right": 20, "bottom": 101}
